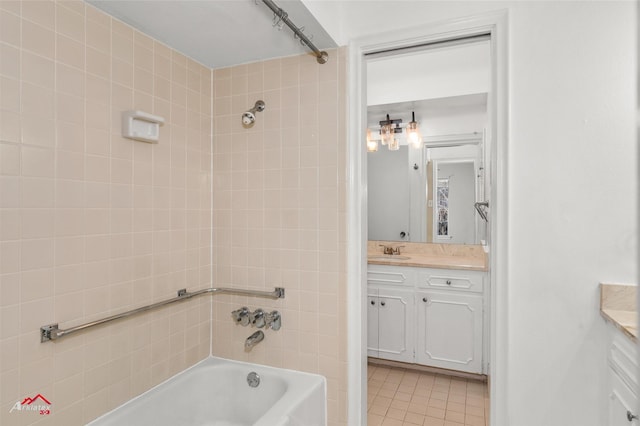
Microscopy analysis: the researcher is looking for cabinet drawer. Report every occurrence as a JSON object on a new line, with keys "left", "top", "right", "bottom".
{"left": 367, "top": 265, "right": 417, "bottom": 287}
{"left": 417, "top": 269, "right": 484, "bottom": 293}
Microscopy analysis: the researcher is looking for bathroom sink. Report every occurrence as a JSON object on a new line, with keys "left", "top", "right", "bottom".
{"left": 368, "top": 255, "right": 411, "bottom": 261}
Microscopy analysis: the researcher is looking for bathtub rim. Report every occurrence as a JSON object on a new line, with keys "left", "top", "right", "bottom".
{"left": 86, "top": 355, "right": 327, "bottom": 426}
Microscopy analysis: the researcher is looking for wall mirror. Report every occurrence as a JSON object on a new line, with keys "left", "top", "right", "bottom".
{"left": 365, "top": 41, "right": 490, "bottom": 244}
{"left": 367, "top": 96, "right": 488, "bottom": 244}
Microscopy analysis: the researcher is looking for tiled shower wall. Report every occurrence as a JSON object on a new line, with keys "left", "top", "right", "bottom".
{"left": 211, "top": 49, "right": 349, "bottom": 426}
{"left": 0, "top": 1, "right": 212, "bottom": 424}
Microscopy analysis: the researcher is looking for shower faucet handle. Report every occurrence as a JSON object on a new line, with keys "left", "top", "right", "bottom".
{"left": 267, "top": 310, "right": 281, "bottom": 331}
{"left": 232, "top": 307, "right": 250, "bottom": 326}
{"left": 250, "top": 309, "right": 266, "bottom": 328}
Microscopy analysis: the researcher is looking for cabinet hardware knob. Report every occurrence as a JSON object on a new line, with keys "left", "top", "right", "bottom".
{"left": 380, "top": 301, "right": 386, "bottom": 306}
{"left": 371, "top": 300, "right": 375, "bottom": 306}
{"left": 628, "top": 411, "right": 638, "bottom": 422}
{"left": 446, "top": 280, "right": 452, "bottom": 285}
{"left": 422, "top": 297, "right": 428, "bottom": 302}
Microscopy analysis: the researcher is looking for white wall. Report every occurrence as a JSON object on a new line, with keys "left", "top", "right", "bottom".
{"left": 304, "top": 1, "right": 638, "bottom": 425}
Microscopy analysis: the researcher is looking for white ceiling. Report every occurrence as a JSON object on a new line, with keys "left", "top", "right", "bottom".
{"left": 366, "top": 39, "right": 489, "bottom": 132}
{"left": 87, "top": 0, "right": 337, "bottom": 68}
{"left": 367, "top": 41, "right": 491, "bottom": 107}
{"left": 367, "top": 93, "right": 488, "bottom": 129}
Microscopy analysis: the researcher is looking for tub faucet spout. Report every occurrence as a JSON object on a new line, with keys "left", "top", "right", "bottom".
{"left": 245, "top": 330, "right": 264, "bottom": 350}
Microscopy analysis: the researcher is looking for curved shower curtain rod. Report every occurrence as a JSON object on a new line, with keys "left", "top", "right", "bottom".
{"left": 259, "top": 0, "right": 329, "bottom": 64}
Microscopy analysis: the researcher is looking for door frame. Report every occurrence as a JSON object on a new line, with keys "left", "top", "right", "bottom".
{"left": 346, "top": 10, "right": 509, "bottom": 425}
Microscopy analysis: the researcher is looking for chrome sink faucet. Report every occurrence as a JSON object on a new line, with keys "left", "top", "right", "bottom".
{"left": 379, "top": 244, "right": 405, "bottom": 255}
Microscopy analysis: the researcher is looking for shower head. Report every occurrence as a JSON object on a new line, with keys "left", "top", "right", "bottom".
{"left": 242, "top": 111, "right": 256, "bottom": 126}
{"left": 242, "top": 100, "right": 265, "bottom": 126}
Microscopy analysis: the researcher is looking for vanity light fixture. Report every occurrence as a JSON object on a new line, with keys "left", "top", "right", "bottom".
{"left": 366, "top": 129, "right": 379, "bottom": 152}
{"left": 367, "top": 112, "right": 423, "bottom": 152}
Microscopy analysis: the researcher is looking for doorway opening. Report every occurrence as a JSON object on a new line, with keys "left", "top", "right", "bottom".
{"left": 347, "top": 12, "right": 508, "bottom": 426}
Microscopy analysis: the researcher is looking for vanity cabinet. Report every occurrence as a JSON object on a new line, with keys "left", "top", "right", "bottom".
{"left": 367, "top": 263, "right": 486, "bottom": 374}
{"left": 367, "top": 286, "right": 414, "bottom": 363}
{"left": 606, "top": 325, "right": 638, "bottom": 426}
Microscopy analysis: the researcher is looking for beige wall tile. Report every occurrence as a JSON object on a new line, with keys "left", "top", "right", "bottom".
{"left": 22, "top": 50, "right": 55, "bottom": 88}
{"left": 21, "top": 82, "right": 54, "bottom": 118}
{"left": 1, "top": 2, "right": 213, "bottom": 423}
{"left": 22, "top": 19, "right": 55, "bottom": 59}
{"left": 0, "top": 10, "right": 21, "bottom": 47}
{"left": 0, "top": 76, "right": 19, "bottom": 113}
{"left": 87, "top": 47, "right": 111, "bottom": 79}
{"left": 21, "top": 145, "right": 55, "bottom": 178}
{"left": 86, "top": 20, "right": 111, "bottom": 52}
{"left": 113, "top": 58, "right": 134, "bottom": 87}
{"left": 57, "top": 39, "right": 84, "bottom": 75}
{"left": 212, "top": 49, "right": 347, "bottom": 426}
{"left": 56, "top": 3, "right": 85, "bottom": 40}
{"left": 0, "top": 142, "right": 20, "bottom": 176}
{"left": 0, "top": 43, "right": 19, "bottom": 79}
{"left": 113, "top": 32, "right": 134, "bottom": 63}
{"left": 57, "top": 92, "right": 86, "bottom": 125}
{"left": 1, "top": 3, "right": 347, "bottom": 426}
{"left": 55, "top": 208, "right": 85, "bottom": 237}
{"left": 56, "top": 150, "right": 85, "bottom": 180}
{"left": 22, "top": 1, "right": 55, "bottom": 29}
{"left": 56, "top": 63, "right": 86, "bottom": 98}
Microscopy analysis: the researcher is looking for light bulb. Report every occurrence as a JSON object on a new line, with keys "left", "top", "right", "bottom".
{"left": 408, "top": 131, "right": 422, "bottom": 148}
{"left": 406, "top": 119, "right": 422, "bottom": 148}
{"left": 366, "top": 129, "right": 378, "bottom": 152}
{"left": 380, "top": 124, "right": 392, "bottom": 145}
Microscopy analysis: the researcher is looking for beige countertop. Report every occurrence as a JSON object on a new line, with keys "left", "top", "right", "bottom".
{"left": 600, "top": 283, "right": 637, "bottom": 342}
{"left": 367, "top": 241, "right": 487, "bottom": 271}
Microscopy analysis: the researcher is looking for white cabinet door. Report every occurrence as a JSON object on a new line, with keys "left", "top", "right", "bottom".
{"left": 377, "top": 288, "right": 414, "bottom": 363}
{"left": 609, "top": 369, "right": 638, "bottom": 426}
{"left": 416, "top": 291, "right": 483, "bottom": 373}
{"left": 367, "top": 287, "right": 414, "bottom": 363}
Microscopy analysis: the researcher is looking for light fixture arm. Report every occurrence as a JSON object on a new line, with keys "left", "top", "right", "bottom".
{"left": 379, "top": 114, "right": 403, "bottom": 129}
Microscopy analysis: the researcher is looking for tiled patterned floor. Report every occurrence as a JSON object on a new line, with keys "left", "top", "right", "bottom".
{"left": 367, "top": 364, "right": 489, "bottom": 426}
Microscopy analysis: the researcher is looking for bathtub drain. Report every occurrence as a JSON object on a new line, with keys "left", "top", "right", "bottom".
{"left": 247, "top": 371, "right": 260, "bottom": 388}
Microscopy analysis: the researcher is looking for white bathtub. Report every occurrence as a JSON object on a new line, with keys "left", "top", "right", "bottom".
{"left": 87, "top": 356, "right": 326, "bottom": 426}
